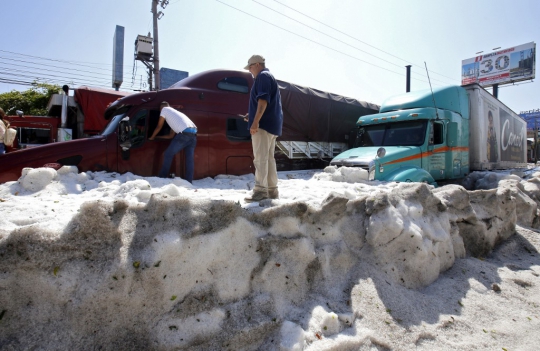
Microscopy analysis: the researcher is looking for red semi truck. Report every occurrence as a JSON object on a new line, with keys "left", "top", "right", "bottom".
{"left": 4, "top": 86, "right": 131, "bottom": 151}
{"left": 0, "top": 69, "right": 378, "bottom": 183}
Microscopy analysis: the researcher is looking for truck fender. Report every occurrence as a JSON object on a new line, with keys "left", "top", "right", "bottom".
{"left": 382, "top": 166, "right": 437, "bottom": 186}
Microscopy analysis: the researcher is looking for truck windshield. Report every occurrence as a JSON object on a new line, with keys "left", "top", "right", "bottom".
{"left": 354, "top": 120, "right": 427, "bottom": 147}
{"left": 100, "top": 106, "right": 130, "bottom": 136}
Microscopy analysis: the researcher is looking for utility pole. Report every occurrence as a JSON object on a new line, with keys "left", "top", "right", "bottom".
{"left": 151, "top": 0, "right": 161, "bottom": 90}
{"left": 534, "top": 117, "right": 538, "bottom": 165}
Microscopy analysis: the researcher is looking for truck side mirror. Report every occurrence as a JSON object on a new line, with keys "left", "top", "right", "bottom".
{"left": 119, "top": 118, "right": 131, "bottom": 149}
{"left": 118, "top": 117, "right": 132, "bottom": 161}
{"left": 447, "top": 122, "right": 458, "bottom": 147}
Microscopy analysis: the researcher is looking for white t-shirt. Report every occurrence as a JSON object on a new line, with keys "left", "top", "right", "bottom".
{"left": 160, "top": 107, "right": 196, "bottom": 134}
{"left": 0, "top": 120, "right": 6, "bottom": 141}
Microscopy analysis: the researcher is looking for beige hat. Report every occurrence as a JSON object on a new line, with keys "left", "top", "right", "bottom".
{"left": 244, "top": 54, "right": 265, "bottom": 70}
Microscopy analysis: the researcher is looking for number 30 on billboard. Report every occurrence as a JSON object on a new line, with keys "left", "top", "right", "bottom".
{"left": 461, "top": 42, "right": 535, "bottom": 87}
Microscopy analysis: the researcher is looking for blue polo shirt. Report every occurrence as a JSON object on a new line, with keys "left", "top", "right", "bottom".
{"left": 248, "top": 68, "right": 283, "bottom": 136}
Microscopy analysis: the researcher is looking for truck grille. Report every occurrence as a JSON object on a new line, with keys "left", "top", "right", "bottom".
{"left": 330, "top": 159, "right": 370, "bottom": 171}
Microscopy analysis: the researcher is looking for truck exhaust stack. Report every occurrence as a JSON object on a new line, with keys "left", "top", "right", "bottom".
{"left": 58, "top": 85, "right": 73, "bottom": 142}
{"left": 406, "top": 65, "right": 412, "bottom": 92}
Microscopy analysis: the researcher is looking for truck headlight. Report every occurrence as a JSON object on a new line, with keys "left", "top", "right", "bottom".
{"left": 368, "top": 160, "right": 375, "bottom": 180}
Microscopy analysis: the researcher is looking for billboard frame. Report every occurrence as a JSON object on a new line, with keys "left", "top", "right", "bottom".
{"left": 462, "top": 42, "right": 535, "bottom": 87}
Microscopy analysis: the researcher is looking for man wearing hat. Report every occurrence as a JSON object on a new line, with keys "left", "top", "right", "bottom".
{"left": 243, "top": 54, "right": 283, "bottom": 202}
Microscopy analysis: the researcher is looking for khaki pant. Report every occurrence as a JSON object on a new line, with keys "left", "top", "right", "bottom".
{"left": 252, "top": 128, "right": 278, "bottom": 192}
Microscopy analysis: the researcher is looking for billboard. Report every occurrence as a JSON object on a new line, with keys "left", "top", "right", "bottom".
{"left": 520, "top": 109, "right": 540, "bottom": 130}
{"left": 160, "top": 68, "right": 188, "bottom": 89}
{"left": 461, "top": 42, "right": 535, "bottom": 87}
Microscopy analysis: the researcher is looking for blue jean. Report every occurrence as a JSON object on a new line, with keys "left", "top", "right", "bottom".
{"left": 0, "top": 143, "right": 5, "bottom": 154}
{"left": 158, "top": 133, "right": 197, "bottom": 182}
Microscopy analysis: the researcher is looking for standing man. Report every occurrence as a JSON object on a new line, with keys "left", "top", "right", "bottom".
{"left": 243, "top": 55, "right": 283, "bottom": 202}
{"left": 149, "top": 101, "right": 197, "bottom": 183}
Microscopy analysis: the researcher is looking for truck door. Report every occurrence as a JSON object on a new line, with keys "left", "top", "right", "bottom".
{"left": 426, "top": 120, "right": 447, "bottom": 181}
{"left": 208, "top": 112, "right": 253, "bottom": 176}
{"left": 116, "top": 108, "right": 163, "bottom": 176}
{"left": 115, "top": 108, "right": 210, "bottom": 180}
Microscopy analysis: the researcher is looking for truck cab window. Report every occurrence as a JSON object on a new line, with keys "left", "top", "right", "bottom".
{"left": 355, "top": 121, "right": 426, "bottom": 147}
{"left": 217, "top": 77, "right": 249, "bottom": 94}
{"left": 19, "top": 128, "right": 50, "bottom": 146}
{"left": 148, "top": 109, "right": 172, "bottom": 137}
{"left": 129, "top": 109, "right": 147, "bottom": 148}
{"left": 354, "top": 126, "right": 384, "bottom": 147}
{"left": 226, "top": 117, "right": 251, "bottom": 141}
{"left": 433, "top": 121, "right": 444, "bottom": 145}
{"left": 102, "top": 106, "right": 131, "bottom": 136}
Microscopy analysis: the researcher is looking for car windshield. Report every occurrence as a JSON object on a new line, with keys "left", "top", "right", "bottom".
{"left": 354, "top": 120, "right": 427, "bottom": 147}
{"left": 100, "top": 106, "right": 130, "bottom": 136}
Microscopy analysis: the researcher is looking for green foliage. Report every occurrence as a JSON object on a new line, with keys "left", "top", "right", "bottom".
{"left": 0, "top": 82, "right": 60, "bottom": 116}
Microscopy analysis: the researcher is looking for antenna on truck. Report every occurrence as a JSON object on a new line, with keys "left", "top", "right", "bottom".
{"left": 424, "top": 62, "right": 440, "bottom": 120}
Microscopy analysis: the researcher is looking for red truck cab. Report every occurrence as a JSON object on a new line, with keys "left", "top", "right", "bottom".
{"left": 104, "top": 70, "right": 257, "bottom": 179}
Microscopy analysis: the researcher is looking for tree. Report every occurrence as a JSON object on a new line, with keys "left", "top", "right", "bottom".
{"left": 0, "top": 82, "right": 60, "bottom": 116}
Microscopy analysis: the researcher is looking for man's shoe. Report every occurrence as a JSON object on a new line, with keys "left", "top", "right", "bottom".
{"left": 268, "top": 188, "right": 279, "bottom": 199}
{"left": 244, "top": 191, "right": 268, "bottom": 202}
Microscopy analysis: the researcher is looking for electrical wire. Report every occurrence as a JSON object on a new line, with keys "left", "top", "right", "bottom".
{"left": 252, "top": 0, "right": 454, "bottom": 85}
{"left": 0, "top": 50, "right": 140, "bottom": 91}
{"left": 215, "top": 0, "right": 434, "bottom": 85}
{"left": 270, "top": 0, "right": 457, "bottom": 82}
{"left": 0, "top": 67, "right": 110, "bottom": 87}
{"left": 0, "top": 54, "right": 133, "bottom": 80}
{"left": 0, "top": 49, "right": 114, "bottom": 72}
{"left": 0, "top": 70, "right": 119, "bottom": 91}
{"left": 0, "top": 71, "right": 108, "bottom": 90}
{"left": 0, "top": 50, "right": 135, "bottom": 80}
{"left": 0, "top": 59, "right": 117, "bottom": 83}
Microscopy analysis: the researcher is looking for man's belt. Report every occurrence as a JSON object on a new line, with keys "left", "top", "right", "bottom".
{"left": 181, "top": 127, "right": 197, "bottom": 135}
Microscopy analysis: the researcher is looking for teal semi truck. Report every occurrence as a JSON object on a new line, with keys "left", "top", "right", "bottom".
{"left": 330, "top": 83, "right": 527, "bottom": 185}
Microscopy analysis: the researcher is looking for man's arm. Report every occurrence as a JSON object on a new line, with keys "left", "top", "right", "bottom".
{"left": 162, "top": 129, "right": 176, "bottom": 139}
{"left": 149, "top": 116, "right": 166, "bottom": 140}
{"left": 250, "top": 99, "right": 268, "bottom": 135}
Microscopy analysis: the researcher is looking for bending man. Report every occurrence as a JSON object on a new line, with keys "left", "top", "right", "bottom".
{"left": 149, "top": 102, "right": 197, "bottom": 183}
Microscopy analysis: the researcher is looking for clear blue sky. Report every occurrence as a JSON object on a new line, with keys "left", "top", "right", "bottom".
{"left": 1, "top": 0, "right": 538, "bottom": 113}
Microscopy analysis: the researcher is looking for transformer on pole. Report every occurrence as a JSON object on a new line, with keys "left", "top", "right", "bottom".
{"left": 135, "top": 33, "right": 154, "bottom": 91}
{"left": 134, "top": 0, "right": 168, "bottom": 91}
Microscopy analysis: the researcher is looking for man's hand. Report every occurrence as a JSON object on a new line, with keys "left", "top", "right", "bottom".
{"left": 149, "top": 116, "right": 166, "bottom": 141}
{"left": 250, "top": 122, "right": 259, "bottom": 135}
